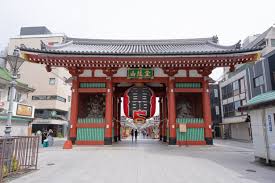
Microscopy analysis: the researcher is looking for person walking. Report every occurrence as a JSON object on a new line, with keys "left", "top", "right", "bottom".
{"left": 130, "top": 129, "right": 134, "bottom": 142}
{"left": 134, "top": 130, "right": 138, "bottom": 142}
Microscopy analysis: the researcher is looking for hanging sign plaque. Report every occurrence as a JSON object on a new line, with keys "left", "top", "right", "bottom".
{"left": 127, "top": 68, "right": 154, "bottom": 79}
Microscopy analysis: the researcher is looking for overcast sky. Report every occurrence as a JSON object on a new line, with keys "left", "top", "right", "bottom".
{"left": 0, "top": 0, "right": 274, "bottom": 80}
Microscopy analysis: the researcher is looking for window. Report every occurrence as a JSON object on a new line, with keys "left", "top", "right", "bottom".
{"left": 234, "top": 101, "right": 241, "bottom": 111}
{"left": 233, "top": 80, "right": 239, "bottom": 95}
{"left": 240, "top": 78, "right": 245, "bottom": 93}
{"left": 68, "top": 96, "right": 71, "bottom": 102}
{"left": 223, "top": 102, "right": 235, "bottom": 117}
{"left": 32, "top": 95, "right": 66, "bottom": 103}
{"left": 49, "top": 78, "right": 56, "bottom": 85}
{"left": 271, "top": 39, "right": 275, "bottom": 47}
{"left": 253, "top": 75, "right": 264, "bottom": 88}
{"left": 214, "top": 89, "right": 218, "bottom": 98}
{"left": 215, "top": 106, "right": 220, "bottom": 115}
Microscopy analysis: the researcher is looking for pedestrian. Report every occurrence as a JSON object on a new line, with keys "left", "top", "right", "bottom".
{"left": 134, "top": 130, "right": 138, "bottom": 142}
{"left": 47, "top": 129, "right": 54, "bottom": 146}
{"left": 130, "top": 129, "right": 134, "bottom": 142}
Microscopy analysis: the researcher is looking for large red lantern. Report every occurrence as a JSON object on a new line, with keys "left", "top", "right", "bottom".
{"left": 123, "top": 86, "right": 156, "bottom": 123}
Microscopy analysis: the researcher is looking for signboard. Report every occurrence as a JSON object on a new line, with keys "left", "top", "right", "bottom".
{"left": 12, "top": 102, "right": 35, "bottom": 118}
{"left": 179, "top": 124, "right": 187, "bottom": 132}
{"left": 127, "top": 68, "right": 154, "bottom": 79}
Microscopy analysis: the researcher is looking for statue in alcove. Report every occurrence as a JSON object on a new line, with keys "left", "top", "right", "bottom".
{"left": 86, "top": 94, "right": 105, "bottom": 118}
{"left": 176, "top": 98, "right": 193, "bottom": 118}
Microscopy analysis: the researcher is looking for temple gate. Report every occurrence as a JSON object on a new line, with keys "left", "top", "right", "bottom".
{"left": 20, "top": 36, "right": 261, "bottom": 146}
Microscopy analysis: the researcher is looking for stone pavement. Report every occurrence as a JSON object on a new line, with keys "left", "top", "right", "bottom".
{"left": 9, "top": 139, "right": 275, "bottom": 183}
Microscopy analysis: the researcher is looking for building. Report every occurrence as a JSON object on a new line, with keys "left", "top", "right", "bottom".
{"left": 209, "top": 83, "right": 222, "bottom": 137}
{"left": 7, "top": 27, "right": 71, "bottom": 137}
{"left": 219, "top": 26, "right": 275, "bottom": 141}
{"left": 240, "top": 91, "right": 275, "bottom": 164}
{"left": 0, "top": 65, "right": 35, "bottom": 136}
{"left": 19, "top": 33, "right": 260, "bottom": 146}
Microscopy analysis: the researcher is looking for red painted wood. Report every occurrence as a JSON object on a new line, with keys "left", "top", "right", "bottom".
{"left": 112, "top": 77, "right": 168, "bottom": 84}
{"left": 76, "top": 123, "right": 105, "bottom": 128}
{"left": 202, "top": 78, "right": 213, "bottom": 139}
{"left": 69, "top": 76, "right": 79, "bottom": 139}
{"left": 113, "top": 97, "right": 118, "bottom": 138}
{"left": 25, "top": 53, "right": 260, "bottom": 70}
{"left": 162, "top": 97, "right": 167, "bottom": 139}
{"left": 76, "top": 141, "right": 104, "bottom": 145}
{"left": 104, "top": 78, "right": 113, "bottom": 139}
{"left": 168, "top": 78, "right": 176, "bottom": 139}
{"left": 174, "top": 88, "right": 203, "bottom": 93}
{"left": 177, "top": 141, "right": 206, "bottom": 145}
{"left": 78, "top": 88, "right": 106, "bottom": 93}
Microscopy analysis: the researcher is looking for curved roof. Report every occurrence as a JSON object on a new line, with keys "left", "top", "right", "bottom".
{"left": 20, "top": 36, "right": 262, "bottom": 56}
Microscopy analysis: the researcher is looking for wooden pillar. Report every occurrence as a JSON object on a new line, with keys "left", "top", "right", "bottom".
{"left": 69, "top": 75, "right": 79, "bottom": 144}
{"left": 113, "top": 97, "right": 118, "bottom": 142}
{"left": 159, "top": 98, "right": 163, "bottom": 141}
{"left": 162, "top": 96, "right": 167, "bottom": 142}
{"left": 118, "top": 98, "right": 121, "bottom": 141}
{"left": 168, "top": 77, "right": 176, "bottom": 145}
{"left": 202, "top": 76, "right": 213, "bottom": 145}
{"left": 104, "top": 77, "right": 113, "bottom": 145}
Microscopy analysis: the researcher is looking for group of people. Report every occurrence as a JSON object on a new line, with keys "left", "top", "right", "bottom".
{"left": 36, "top": 129, "right": 54, "bottom": 146}
{"left": 130, "top": 129, "right": 138, "bottom": 142}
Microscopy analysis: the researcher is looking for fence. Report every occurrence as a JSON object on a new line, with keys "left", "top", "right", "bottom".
{"left": 0, "top": 136, "right": 39, "bottom": 182}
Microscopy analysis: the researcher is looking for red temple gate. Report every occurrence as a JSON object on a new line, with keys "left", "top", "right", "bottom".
{"left": 20, "top": 36, "right": 261, "bottom": 146}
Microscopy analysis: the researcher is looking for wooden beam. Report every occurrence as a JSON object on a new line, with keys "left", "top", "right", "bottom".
{"left": 175, "top": 88, "right": 203, "bottom": 93}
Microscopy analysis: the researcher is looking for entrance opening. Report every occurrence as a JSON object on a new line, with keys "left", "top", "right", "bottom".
{"left": 114, "top": 82, "right": 165, "bottom": 145}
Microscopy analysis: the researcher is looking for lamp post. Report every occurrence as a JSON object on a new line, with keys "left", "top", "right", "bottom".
{"left": 5, "top": 49, "right": 25, "bottom": 137}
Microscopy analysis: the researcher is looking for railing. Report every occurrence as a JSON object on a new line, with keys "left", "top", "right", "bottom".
{"left": 0, "top": 136, "right": 39, "bottom": 182}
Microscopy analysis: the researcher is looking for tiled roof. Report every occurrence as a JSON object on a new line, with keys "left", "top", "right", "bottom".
{"left": 240, "top": 91, "right": 275, "bottom": 110}
{"left": 20, "top": 36, "right": 262, "bottom": 56}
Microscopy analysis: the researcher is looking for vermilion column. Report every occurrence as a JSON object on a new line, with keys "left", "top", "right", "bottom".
{"left": 69, "top": 75, "right": 79, "bottom": 144}
{"left": 113, "top": 97, "right": 118, "bottom": 142}
{"left": 202, "top": 77, "right": 213, "bottom": 145}
{"left": 104, "top": 77, "right": 113, "bottom": 145}
{"left": 159, "top": 98, "right": 163, "bottom": 141}
{"left": 118, "top": 98, "right": 121, "bottom": 141}
{"left": 168, "top": 77, "right": 176, "bottom": 145}
{"left": 162, "top": 97, "right": 167, "bottom": 142}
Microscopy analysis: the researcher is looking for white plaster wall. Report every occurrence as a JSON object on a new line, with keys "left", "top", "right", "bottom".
{"left": 8, "top": 35, "right": 71, "bottom": 112}
{"left": 250, "top": 107, "right": 275, "bottom": 160}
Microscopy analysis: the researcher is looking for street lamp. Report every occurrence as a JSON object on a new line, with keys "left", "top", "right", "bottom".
{"left": 5, "top": 48, "right": 25, "bottom": 137}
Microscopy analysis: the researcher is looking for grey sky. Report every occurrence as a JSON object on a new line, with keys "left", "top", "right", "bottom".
{"left": 0, "top": 0, "right": 274, "bottom": 80}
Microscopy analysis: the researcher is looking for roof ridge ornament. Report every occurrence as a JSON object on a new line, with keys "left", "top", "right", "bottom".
{"left": 212, "top": 35, "right": 219, "bottom": 44}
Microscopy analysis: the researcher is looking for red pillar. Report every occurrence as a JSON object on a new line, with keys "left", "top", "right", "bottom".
{"left": 202, "top": 77, "right": 213, "bottom": 145}
{"left": 159, "top": 98, "right": 163, "bottom": 141}
{"left": 113, "top": 97, "right": 118, "bottom": 142}
{"left": 168, "top": 77, "right": 176, "bottom": 145}
{"left": 162, "top": 97, "right": 167, "bottom": 142}
{"left": 69, "top": 75, "right": 79, "bottom": 144}
{"left": 104, "top": 77, "right": 113, "bottom": 145}
{"left": 118, "top": 98, "right": 121, "bottom": 141}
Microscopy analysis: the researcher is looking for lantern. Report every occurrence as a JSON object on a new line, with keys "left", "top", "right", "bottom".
{"left": 123, "top": 86, "right": 156, "bottom": 123}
